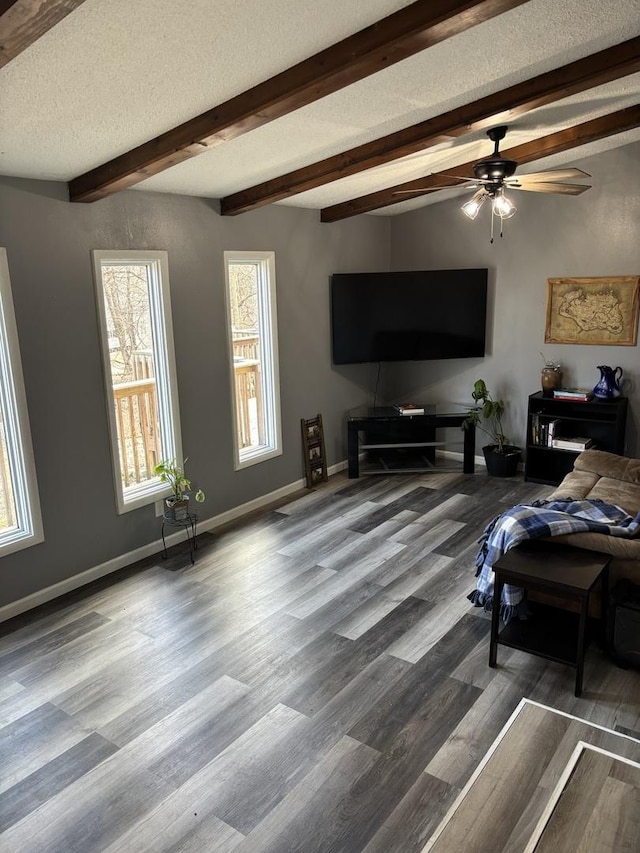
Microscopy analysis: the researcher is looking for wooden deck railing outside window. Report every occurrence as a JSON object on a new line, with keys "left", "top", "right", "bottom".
{"left": 0, "top": 413, "right": 16, "bottom": 531}
{"left": 113, "top": 378, "right": 160, "bottom": 487}
{"left": 110, "top": 335, "right": 264, "bottom": 489}
{"left": 232, "top": 333, "right": 263, "bottom": 450}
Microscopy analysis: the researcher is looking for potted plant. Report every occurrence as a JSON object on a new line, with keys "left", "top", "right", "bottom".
{"left": 462, "top": 379, "right": 521, "bottom": 477}
{"left": 153, "top": 458, "right": 205, "bottom": 520}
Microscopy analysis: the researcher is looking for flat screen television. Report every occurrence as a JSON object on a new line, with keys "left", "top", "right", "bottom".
{"left": 331, "top": 268, "right": 488, "bottom": 364}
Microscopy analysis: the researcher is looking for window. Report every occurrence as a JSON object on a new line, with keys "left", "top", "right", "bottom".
{"left": 224, "top": 251, "right": 282, "bottom": 469}
{"left": 92, "top": 250, "right": 182, "bottom": 513}
{"left": 0, "top": 249, "right": 43, "bottom": 556}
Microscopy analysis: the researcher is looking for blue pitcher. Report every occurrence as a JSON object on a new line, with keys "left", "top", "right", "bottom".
{"left": 593, "top": 365, "right": 623, "bottom": 398}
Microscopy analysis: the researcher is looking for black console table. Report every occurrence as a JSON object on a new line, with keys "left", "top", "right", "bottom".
{"left": 347, "top": 404, "right": 475, "bottom": 478}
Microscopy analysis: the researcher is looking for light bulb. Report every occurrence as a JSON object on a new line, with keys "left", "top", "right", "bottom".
{"left": 492, "top": 189, "right": 516, "bottom": 219}
{"left": 461, "top": 190, "right": 487, "bottom": 220}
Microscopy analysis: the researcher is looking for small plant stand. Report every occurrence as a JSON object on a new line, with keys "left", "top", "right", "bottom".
{"left": 161, "top": 511, "right": 198, "bottom": 565}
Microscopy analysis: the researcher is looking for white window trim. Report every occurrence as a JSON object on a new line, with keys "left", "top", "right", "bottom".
{"left": 0, "top": 249, "right": 43, "bottom": 556}
{"left": 92, "top": 250, "right": 183, "bottom": 513}
{"left": 224, "top": 250, "right": 282, "bottom": 470}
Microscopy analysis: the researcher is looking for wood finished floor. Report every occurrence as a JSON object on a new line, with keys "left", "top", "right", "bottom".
{"left": 1, "top": 469, "right": 639, "bottom": 852}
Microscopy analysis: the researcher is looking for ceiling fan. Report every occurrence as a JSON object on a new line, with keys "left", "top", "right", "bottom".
{"left": 398, "top": 125, "right": 591, "bottom": 241}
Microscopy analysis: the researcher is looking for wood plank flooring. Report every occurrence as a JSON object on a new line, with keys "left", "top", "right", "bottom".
{"left": 1, "top": 470, "right": 639, "bottom": 852}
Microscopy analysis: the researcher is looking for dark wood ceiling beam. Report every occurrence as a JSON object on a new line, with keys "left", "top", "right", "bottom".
{"left": 0, "top": 0, "right": 86, "bottom": 68}
{"left": 320, "top": 105, "right": 640, "bottom": 221}
{"left": 221, "top": 37, "right": 640, "bottom": 215}
{"left": 68, "top": 0, "right": 530, "bottom": 203}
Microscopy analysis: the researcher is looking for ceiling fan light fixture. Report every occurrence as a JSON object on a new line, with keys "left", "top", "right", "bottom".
{"left": 461, "top": 189, "right": 487, "bottom": 220}
{"left": 492, "top": 188, "right": 517, "bottom": 219}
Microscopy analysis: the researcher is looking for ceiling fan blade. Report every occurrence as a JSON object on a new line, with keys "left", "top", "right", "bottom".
{"left": 513, "top": 181, "right": 591, "bottom": 195}
{"left": 393, "top": 180, "right": 479, "bottom": 195}
{"left": 510, "top": 168, "right": 591, "bottom": 184}
{"left": 438, "top": 172, "right": 477, "bottom": 182}
{"left": 392, "top": 169, "right": 481, "bottom": 195}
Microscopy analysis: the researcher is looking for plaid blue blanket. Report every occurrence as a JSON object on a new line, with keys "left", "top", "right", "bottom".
{"left": 469, "top": 499, "right": 640, "bottom": 622}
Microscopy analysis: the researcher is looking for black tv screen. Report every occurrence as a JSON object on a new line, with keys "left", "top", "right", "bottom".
{"left": 331, "top": 269, "right": 488, "bottom": 364}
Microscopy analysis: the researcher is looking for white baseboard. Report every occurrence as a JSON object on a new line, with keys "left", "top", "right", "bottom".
{"left": 439, "top": 448, "right": 525, "bottom": 472}
{"left": 0, "top": 458, "right": 349, "bottom": 624}
{"left": 437, "top": 449, "right": 487, "bottom": 467}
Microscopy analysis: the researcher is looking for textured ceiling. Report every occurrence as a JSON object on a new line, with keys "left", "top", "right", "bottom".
{"left": 1, "top": 0, "right": 639, "bottom": 215}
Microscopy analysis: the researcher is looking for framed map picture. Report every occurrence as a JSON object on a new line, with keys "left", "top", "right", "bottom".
{"left": 545, "top": 276, "right": 640, "bottom": 345}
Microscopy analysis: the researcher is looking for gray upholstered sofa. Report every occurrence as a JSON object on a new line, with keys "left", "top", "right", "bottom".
{"left": 548, "top": 449, "right": 640, "bottom": 594}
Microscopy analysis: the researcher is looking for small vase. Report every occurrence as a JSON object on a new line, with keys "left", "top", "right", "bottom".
{"left": 541, "top": 367, "right": 562, "bottom": 397}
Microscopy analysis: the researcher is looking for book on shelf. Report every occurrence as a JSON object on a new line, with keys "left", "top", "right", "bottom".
{"left": 530, "top": 415, "right": 561, "bottom": 447}
{"left": 553, "top": 388, "right": 594, "bottom": 401}
{"left": 540, "top": 421, "right": 547, "bottom": 446}
{"left": 547, "top": 418, "right": 561, "bottom": 447}
{"left": 551, "top": 436, "right": 595, "bottom": 451}
{"left": 394, "top": 403, "right": 425, "bottom": 415}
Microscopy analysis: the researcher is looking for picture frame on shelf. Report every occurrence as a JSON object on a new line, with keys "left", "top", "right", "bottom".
{"left": 311, "top": 467, "right": 325, "bottom": 484}
{"left": 544, "top": 275, "right": 639, "bottom": 346}
{"left": 306, "top": 422, "right": 320, "bottom": 439}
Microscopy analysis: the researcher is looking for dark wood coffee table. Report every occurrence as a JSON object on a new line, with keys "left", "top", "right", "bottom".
{"left": 489, "top": 540, "right": 611, "bottom": 696}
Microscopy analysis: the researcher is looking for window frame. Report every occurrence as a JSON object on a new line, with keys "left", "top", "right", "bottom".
{"left": 92, "top": 249, "right": 183, "bottom": 513}
{"left": 223, "top": 250, "right": 282, "bottom": 470}
{"left": 0, "top": 248, "right": 43, "bottom": 556}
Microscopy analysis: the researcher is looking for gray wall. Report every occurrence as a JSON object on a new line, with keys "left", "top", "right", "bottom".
{"left": 0, "top": 178, "right": 389, "bottom": 608}
{"left": 388, "top": 141, "right": 640, "bottom": 458}
{"left": 1, "top": 140, "right": 638, "bottom": 610}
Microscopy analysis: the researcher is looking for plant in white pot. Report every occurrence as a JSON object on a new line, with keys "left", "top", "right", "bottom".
{"left": 462, "top": 379, "right": 521, "bottom": 477}
{"left": 154, "top": 458, "right": 205, "bottom": 520}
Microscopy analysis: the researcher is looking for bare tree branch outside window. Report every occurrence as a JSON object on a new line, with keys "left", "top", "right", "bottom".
{"left": 102, "top": 265, "right": 155, "bottom": 382}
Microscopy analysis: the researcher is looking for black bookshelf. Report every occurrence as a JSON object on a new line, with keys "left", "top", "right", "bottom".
{"left": 525, "top": 392, "right": 627, "bottom": 486}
